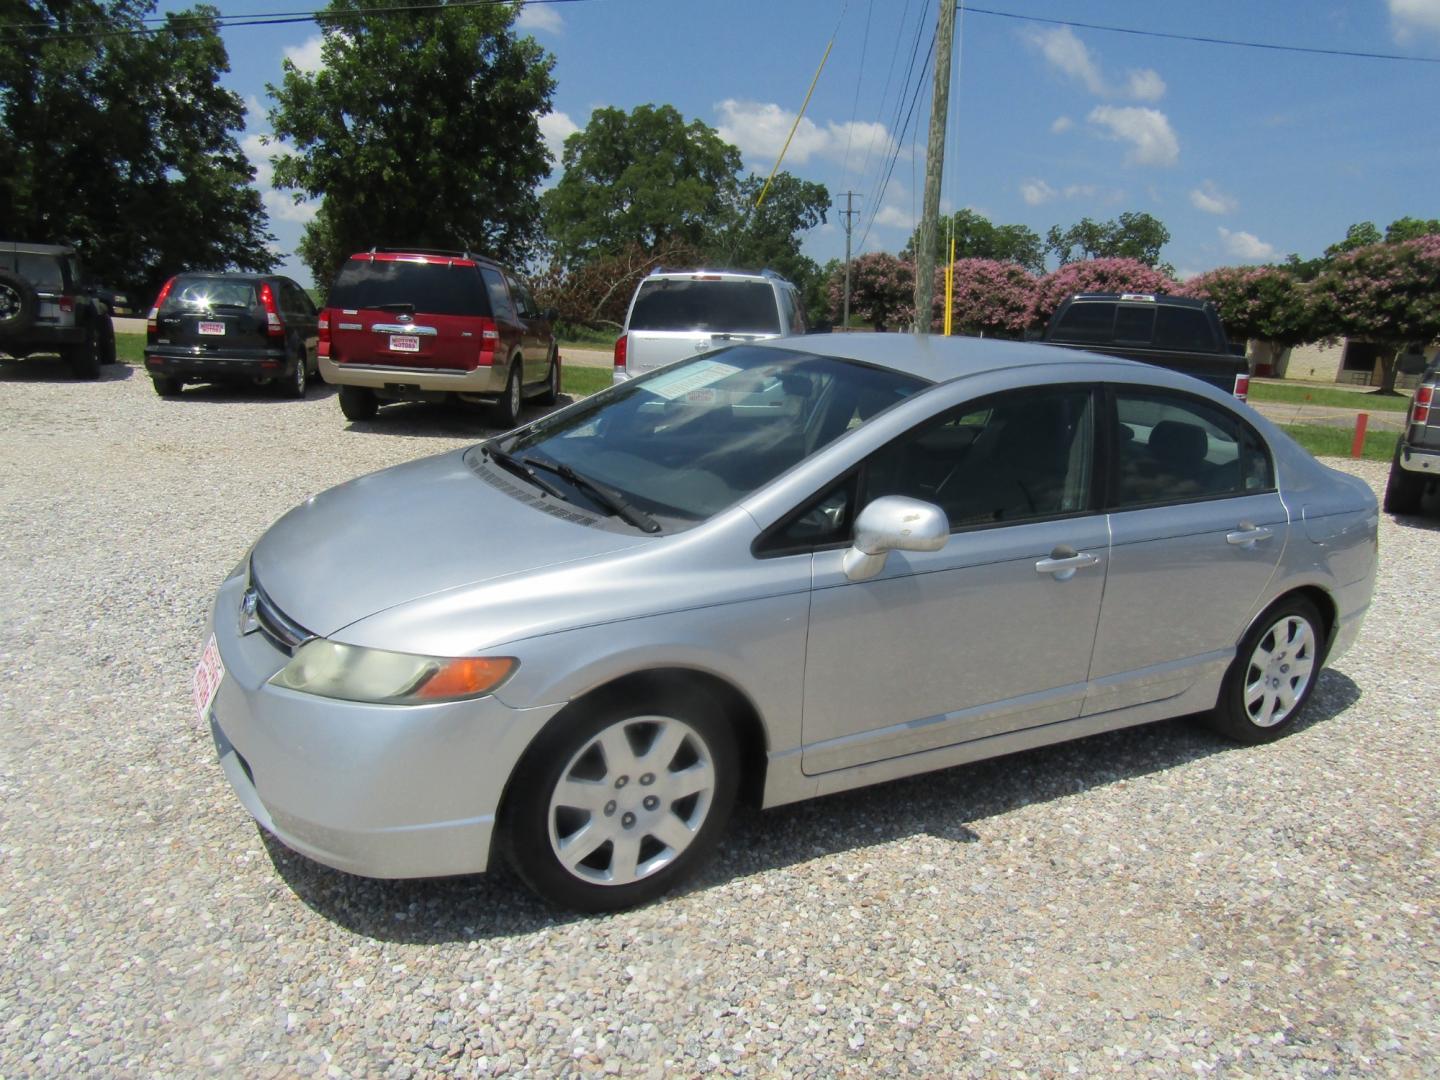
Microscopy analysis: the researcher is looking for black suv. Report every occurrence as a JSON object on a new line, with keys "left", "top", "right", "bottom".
{"left": 1385, "top": 352, "right": 1439, "bottom": 514}
{"left": 0, "top": 241, "right": 116, "bottom": 379}
{"left": 143, "top": 272, "right": 320, "bottom": 398}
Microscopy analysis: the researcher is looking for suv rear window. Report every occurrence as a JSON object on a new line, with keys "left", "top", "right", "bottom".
{"left": 327, "top": 259, "right": 490, "bottom": 318}
{"left": 3, "top": 253, "right": 68, "bottom": 293}
{"left": 163, "top": 276, "right": 258, "bottom": 312}
{"left": 630, "top": 279, "right": 781, "bottom": 334}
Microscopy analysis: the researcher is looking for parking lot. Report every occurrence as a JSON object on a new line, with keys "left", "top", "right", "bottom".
{"left": 2, "top": 355, "right": 1437, "bottom": 1076}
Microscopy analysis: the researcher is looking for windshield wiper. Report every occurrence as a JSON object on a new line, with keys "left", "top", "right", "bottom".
{"left": 521, "top": 457, "right": 662, "bottom": 533}
{"left": 481, "top": 444, "right": 569, "bottom": 501}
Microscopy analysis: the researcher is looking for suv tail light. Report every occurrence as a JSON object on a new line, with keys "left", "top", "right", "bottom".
{"left": 317, "top": 312, "right": 330, "bottom": 357}
{"left": 476, "top": 317, "right": 499, "bottom": 367}
{"left": 1412, "top": 383, "right": 1435, "bottom": 428}
{"left": 614, "top": 333, "right": 628, "bottom": 380}
{"left": 58, "top": 295, "right": 75, "bottom": 313}
{"left": 146, "top": 277, "right": 176, "bottom": 334}
{"left": 1233, "top": 373, "right": 1249, "bottom": 401}
{"left": 258, "top": 282, "right": 284, "bottom": 337}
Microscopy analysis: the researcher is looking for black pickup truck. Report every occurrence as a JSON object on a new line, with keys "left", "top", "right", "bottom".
{"left": 1042, "top": 293, "right": 1249, "bottom": 398}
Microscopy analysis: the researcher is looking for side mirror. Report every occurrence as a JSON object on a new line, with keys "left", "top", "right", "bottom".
{"left": 1397, "top": 351, "right": 1428, "bottom": 376}
{"left": 842, "top": 495, "right": 949, "bottom": 582}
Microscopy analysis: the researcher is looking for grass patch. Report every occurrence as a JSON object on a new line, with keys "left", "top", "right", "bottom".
{"left": 1249, "top": 382, "right": 1410, "bottom": 412}
{"left": 555, "top": 321, "right": 618, "bottom": 348}
{"left": 1280, "top": 423, "right": 1398, "bottom": 462}
{"left": 562, "top": 365, "right": 611, "bottom": 398}
{"left": 116, "top": 332, "right": 145, "bottom": 364}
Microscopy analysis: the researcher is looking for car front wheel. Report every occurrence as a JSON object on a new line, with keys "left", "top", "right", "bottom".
{"left": 1206, "top": 595, "right": 1324, "bottom": 744}
{"left": 503, "top": 691, "right": 738, "bottom": 912}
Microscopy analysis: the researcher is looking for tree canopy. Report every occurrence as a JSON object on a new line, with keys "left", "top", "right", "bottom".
{"left": 1044, "top": 212, "right": 1171, "bottom": 270}
{"left": 1029, "top": 258, "right": 1177, "bottom": 324}
{"left": 541, "top": 104, "right": 743, "bottom": 265}
{"left": 1178, "top": 266, "right": 1314, "bottom": 348}
{"left": 905, "top": 210, "right": 1045, "bottom": 274}
{"left": 269, "top": 0, "right": 556, "bottom": 288}
{"left": 1, "top": 0, "right": 275, "bottom": 299}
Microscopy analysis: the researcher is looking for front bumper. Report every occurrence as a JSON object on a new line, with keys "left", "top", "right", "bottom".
{"left": 1396, "top": 443, "right": 1440, "bottom": 476}
{"left": 319, "top": 355, "right": 508, "bottom": 397}
{"left": 203, "top": 572, "right": 564, "bottom": 879}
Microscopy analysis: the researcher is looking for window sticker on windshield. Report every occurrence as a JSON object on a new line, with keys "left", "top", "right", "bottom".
{"left": 643, "top": 359, "right": 741, "bottom": 401}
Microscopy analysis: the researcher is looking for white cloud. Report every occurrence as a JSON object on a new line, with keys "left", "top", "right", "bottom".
{"left": 283, "top": 34, "right": 325, "bottom": 74}
{"left": 264, "top": 191, "right": 319, "bottom": 225}
{"left": 516, "top": 2, "right": 563, "bottom": 33}
{"left": 1190, "top": 180, "right": 1237, "bottom": 215}
{"left": 874, "top": 204, "right": 915, "bottom": 230}
{"left": 714, "top": 99, "right": 895, "bottom": 166}
{"left": 1020, "top": 178, "right": 1056, "bottom": 205}
{"left": 1050, "top": 116, "right": 1074, "bottom": 134}
{"left": 1219, "top": 227, "right": 1276, "bottom": 261}
{"left": 1123, "top": 69, "right": 1167, "bottom": 103}
{"left": 1087, "top": 106, "right": 1179, "bottom": 167}
{"left": 538, "top": 110, "right": 579, "bottom": 165}
{"left": 1390, "top": 0, "right": 1440, "bottom": 39}
{"left": 1025, "top": 26, "right": 1166, "bottom": 101}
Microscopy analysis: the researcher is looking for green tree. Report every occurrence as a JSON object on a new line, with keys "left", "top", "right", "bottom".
{"left": 1384, "top": 217, "right": 1440, "bottom": 243}
{"left": 1044, "top": 211, "right": 1171, "bottom": 270}
{"left": 269, "top": 0, "right": 555, "bottom": 288}
{"left": 1, "top": 1, "right": 275, "bottom": 300}
{"left": 1323, "top": 221, "right": 1382, "bottom": 260}
{"left": 905, "top": 209, "right": 1045, "bottom": 273}
{"left": 714, "top": 172, "right": 830, "bottom": 318}
{"left": 1179, "top": 265, "right": 1315, "bottom": 367}
{"left": 542, "top": 104, "right": 742, "bottom": 265}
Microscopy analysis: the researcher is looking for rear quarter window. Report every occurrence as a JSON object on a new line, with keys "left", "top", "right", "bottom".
{"left": 327, "top": 260, "right": 490, "bottom": 318}
{"left": 629, "top": 280, "right": 782, "bottom": 334}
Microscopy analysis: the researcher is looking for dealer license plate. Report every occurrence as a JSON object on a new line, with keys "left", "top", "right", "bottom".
{"left": 389, "top": 334, "right": 420, "bottom": 353}
{"left": 198, "top": 321, "right": 225, "bottom": 336}
{"left": 192, "top": 634, "right": 224, "bottom": 725}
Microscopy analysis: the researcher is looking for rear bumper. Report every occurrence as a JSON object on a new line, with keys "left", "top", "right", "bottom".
{"left": 319, "top": 355, "right": 508, "bottom": 397}
{"left": 1397, "top": 443, "right": 1440, "bottom": 476}
{"left": 0, "top": 325, "right": 85, "bottom": 353}
{"left": 145, "top": 347, "right": 293, "bottom": 380}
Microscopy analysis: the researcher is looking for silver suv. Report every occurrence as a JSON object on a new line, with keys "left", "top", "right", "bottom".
{"left": 0, "top": 242, "right": 116, "bottom": 379}
{"left": 613, "top": 268, "right": 806, "bottom": 383}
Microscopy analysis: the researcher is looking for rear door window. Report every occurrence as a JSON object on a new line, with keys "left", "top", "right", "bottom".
{"left": 629, "top": 279, "right": 782, "bottom": 334}
{"left": 1112, "top": 390, "right": 1274, "bottom": 506}
{"left": 327, "top": 259, "right": 488, "bottom": 317}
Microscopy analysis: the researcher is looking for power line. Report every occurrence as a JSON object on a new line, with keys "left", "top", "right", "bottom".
{"left": 963, "top": 4, "right": 1440, "bottom": 65}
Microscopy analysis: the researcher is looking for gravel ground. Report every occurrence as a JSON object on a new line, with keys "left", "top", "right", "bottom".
{"left": 2, "top": 357, "right": 1438, "bottom": 1077}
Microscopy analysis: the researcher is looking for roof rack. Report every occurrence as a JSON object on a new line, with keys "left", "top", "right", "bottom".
{"left": 367, "top": 246, "right": 487, "bottom": 262}
{"left": 647, "top": 266, "right": 794, "bottom": 284}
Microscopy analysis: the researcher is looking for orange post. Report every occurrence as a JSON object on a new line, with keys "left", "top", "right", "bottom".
{"left": 1350, "top": 412, "right": 1369, "bottom": 458}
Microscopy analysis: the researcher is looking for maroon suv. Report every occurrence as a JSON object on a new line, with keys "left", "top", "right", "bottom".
{"left": 318, "top": 248, "right": 559, "bottom": 426}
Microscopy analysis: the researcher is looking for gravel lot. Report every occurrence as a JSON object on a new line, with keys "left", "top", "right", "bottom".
{"left": 2, "top": 356, "right": 1437, "bottom": 1077}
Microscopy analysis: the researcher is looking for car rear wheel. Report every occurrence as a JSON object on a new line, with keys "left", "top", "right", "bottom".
{"left": 502, "top": 690, "right": 738, "bottom": 912}
{"left": 493, "top": 360, "right": 523, "bottom": 428}
{"left": 338, "top": 385, "right": 377, "bottom": 421}
{"left": 1383, "top": 456, "right": 1425, "bottom": 514}
{"left": 66, "top": 325, "right": 102, "bottom": 380}
{"left": 281, "top": 351, "right": 308, "bottom": 398}
{"left": 537, "top": 350, "right": 560, "bottom": 406}
{"left": 151, "top": 374, "right": 182, "bottom": 397}
{"left": 1206, "top": 595, "right": 1324, "bottom": 745}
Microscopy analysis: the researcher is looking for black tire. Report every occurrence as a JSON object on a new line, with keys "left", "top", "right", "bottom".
{"left": 1205, "top": 595, "right": 1325, "bottom": 745}
{"left": 99, "top": 316, "right": 117, "bottom": 365}
{"left": 493, "top": 359, "right": 523, "bottom": 428}
{"left": 66, "top": 324, "right": 102, "bottom": 380}
{"left": 280, "top": 350, "right": 308, "bottom": 398}
{"left": 537, "top": 349, "right": 560, "bottom": 406}
{"left": 1383, "top": 454, "right": 1425, "bottom": 515}
{"left": 152, "top": 374, "right": 182, "bottom": 397}
{"left": 501, "top": 688, "right": 739, "bottom": 913}
{"left": 338, "top": 385, "right": 378, "bottom": 421}
{"left": 0, "top": 269, "right": 37, "bottom": 334}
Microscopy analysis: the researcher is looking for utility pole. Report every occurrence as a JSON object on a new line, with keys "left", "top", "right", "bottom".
{"left": 840, "top": 191, "right": 860, "bottom": 330}
{"left": 913, "top": 0, "right": 957, "bottom": 333}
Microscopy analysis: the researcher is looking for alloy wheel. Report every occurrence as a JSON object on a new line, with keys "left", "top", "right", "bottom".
{"left": 1243, "top": 614, "right": 1317, "bottom": 727}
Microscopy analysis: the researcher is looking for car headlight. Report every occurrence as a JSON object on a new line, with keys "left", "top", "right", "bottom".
{"left": 269, "top": 640, "right": 517, "bottom": 705}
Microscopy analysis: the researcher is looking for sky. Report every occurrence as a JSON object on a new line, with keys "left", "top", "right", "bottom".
{"left": 171, "top": 0, "right": 1440, "bottom": 288}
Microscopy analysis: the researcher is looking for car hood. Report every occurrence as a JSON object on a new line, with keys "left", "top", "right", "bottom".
{"left": 249, "top": 449, "right": 654, "bottom": 637}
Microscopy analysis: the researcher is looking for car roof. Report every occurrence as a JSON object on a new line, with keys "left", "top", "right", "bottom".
{"left": 172, "top": 271, "right": 277, "bottom": 282}
{"left": 644, "top": 268, "right": 792, "bottom": 285}
{"left": 749, "top": 332, "right": 1138, "bottom": 384}
{"left": 1066, "top": 292, "right": 1211, "bottom": 309}
{"left": 1, "top": 242, "right": 75, "bottom": 256}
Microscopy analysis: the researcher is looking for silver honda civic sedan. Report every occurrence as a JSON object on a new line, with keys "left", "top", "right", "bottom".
{"left": 196, "top": 335, "right": 1378, "bottom": 911}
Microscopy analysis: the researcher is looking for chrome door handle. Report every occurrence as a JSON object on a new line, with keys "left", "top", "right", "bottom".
{"left": 1226, "top": 522, "right": 1274, "bottom": 548}
{"left": 1035, "top": 548, "right": 1101, "bottom": 581}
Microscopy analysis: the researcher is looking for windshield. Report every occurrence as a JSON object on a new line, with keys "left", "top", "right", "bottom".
{"left": 164, "top": 276, "right": 258, "bottom": 312}
{"left": 489, "top": 346, "right": 926, "bottom": 526}
{"left": 629, "top": 279, "right": 782, "bottom": 334}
